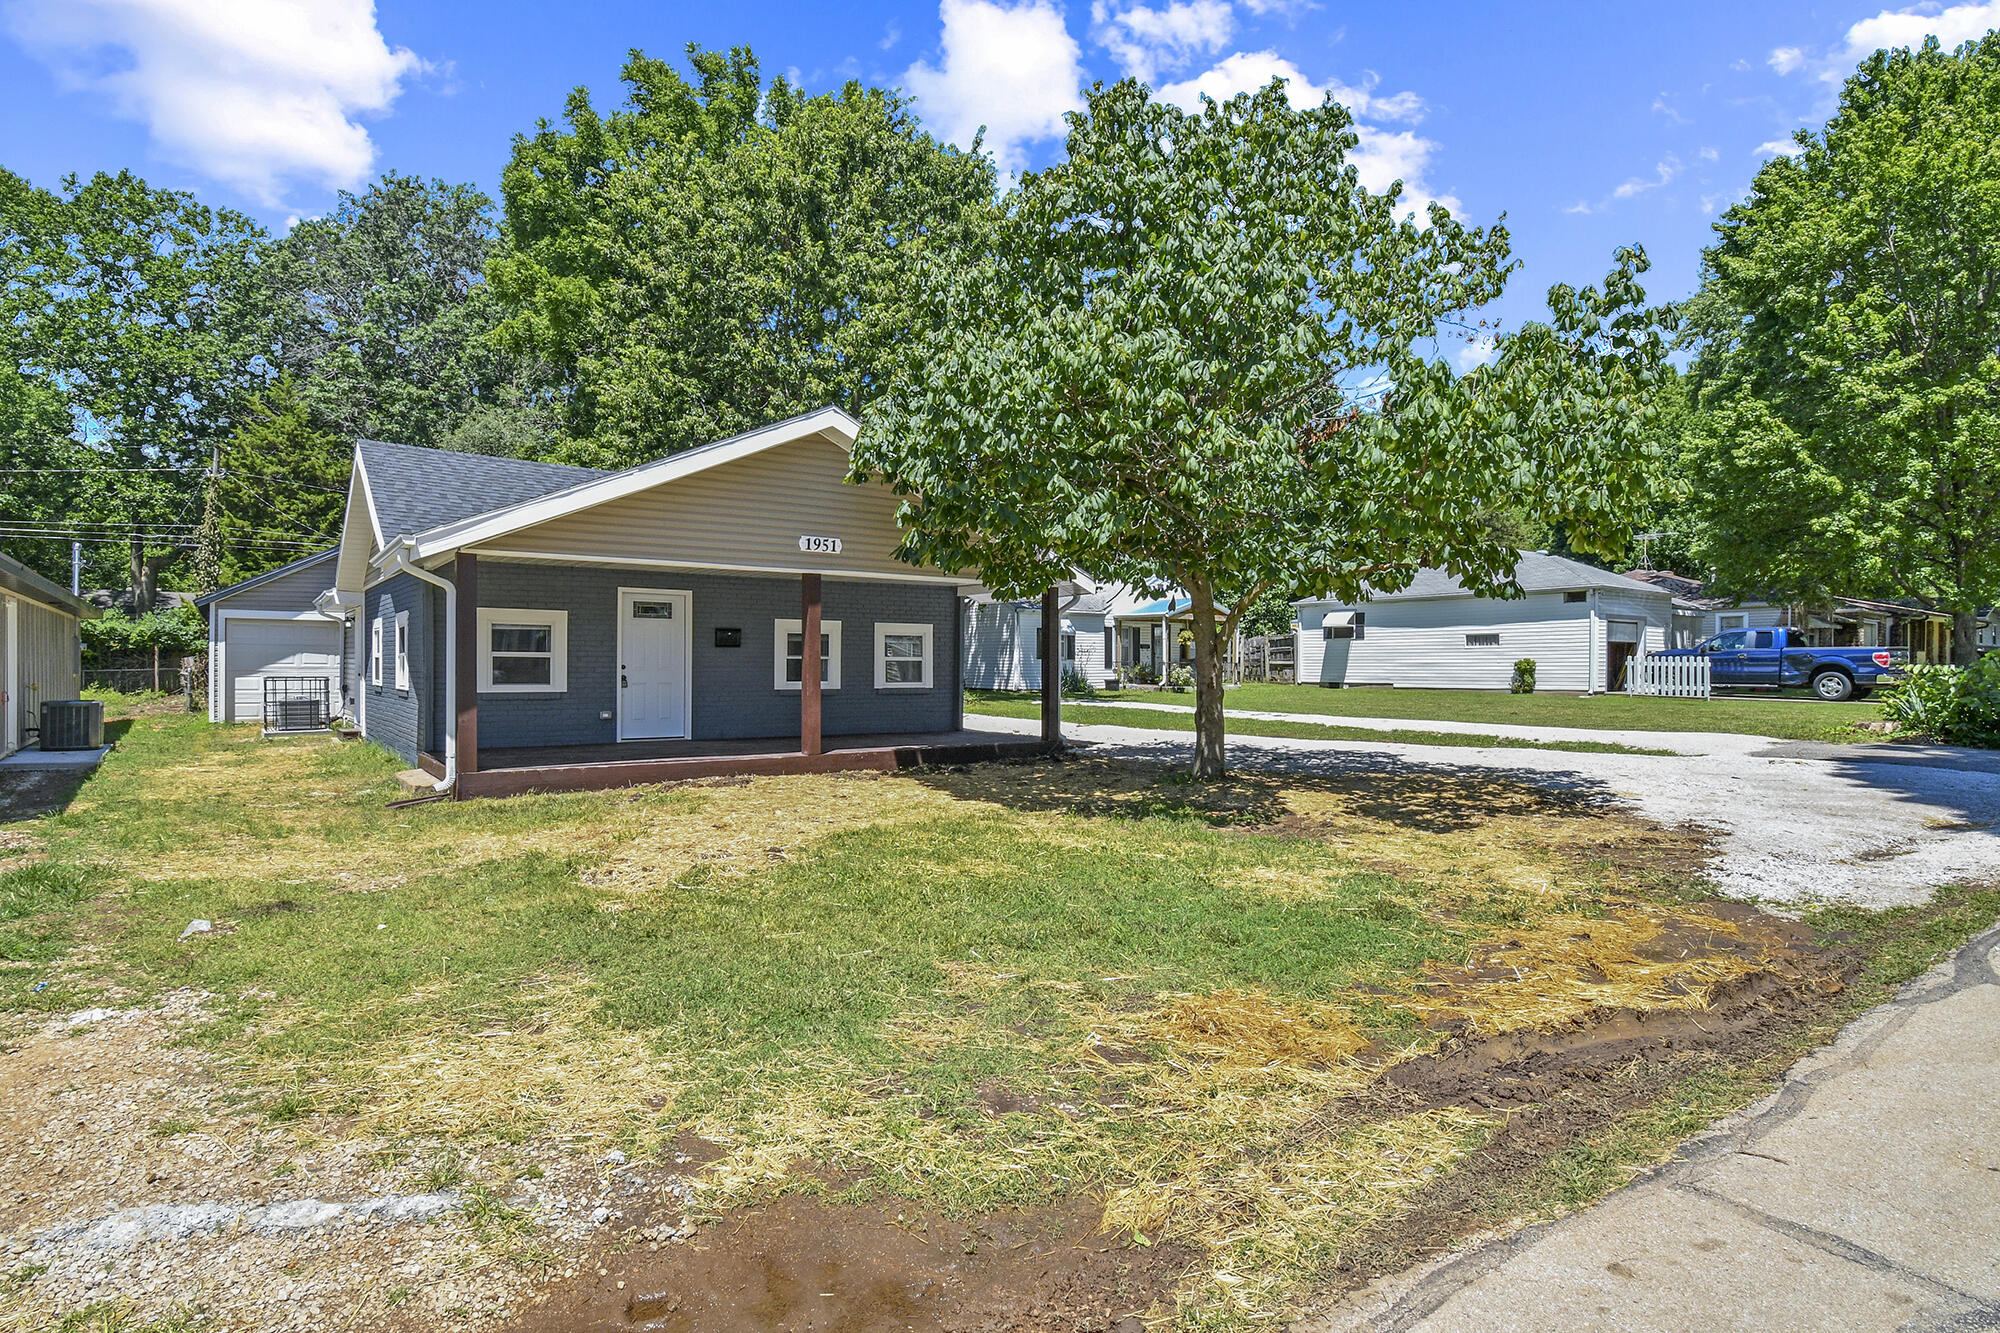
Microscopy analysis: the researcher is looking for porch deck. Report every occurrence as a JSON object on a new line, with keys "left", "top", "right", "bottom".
{"left": 428, "top": 727, "right": 1050, "bottom": 799}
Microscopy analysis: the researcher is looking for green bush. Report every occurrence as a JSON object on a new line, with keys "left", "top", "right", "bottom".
{"left": 1511, "top": 658, "right": 1538, "bottom": 695}
{"left": 1060, "top": 666, "right": 1098, "bottom": 698}
{"left": 1165, "top": 664, "right": 1196, "bottom": 691}
{"left": 81, "top": 605, "right": 205, "bottom": 666}
{"left": 1880, "top": 658, "right": 2000, "bottom": 747}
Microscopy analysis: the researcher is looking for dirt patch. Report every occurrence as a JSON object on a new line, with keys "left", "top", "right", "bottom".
{"left": 505, "top": 1193, "right": 1191, "bottom": 1333}
{"left": 0, "top": 769, "right": 91, "bottom": 824}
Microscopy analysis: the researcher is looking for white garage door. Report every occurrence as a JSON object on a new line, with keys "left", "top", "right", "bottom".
{"left": 225, "top": 618, "right": 342, "bottom": 723}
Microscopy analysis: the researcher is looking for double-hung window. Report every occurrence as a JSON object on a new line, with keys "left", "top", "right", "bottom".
{"left": 875, "top": 622, "right": 933, "bottom": 689}
{"left": 369, "top": 617, "right": 384, "bottom": 687}
{"left": 393, "top": 612, "right": 410, "bottom": 692}
{"left": 477, "top": 608, "right": 568, "bottom": 693}
{"left": 774, "top": 618, "right": 841, "bottom": 690}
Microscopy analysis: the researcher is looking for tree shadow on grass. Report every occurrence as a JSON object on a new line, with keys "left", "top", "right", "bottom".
{"left": 911, "top": 746, "right": 1623, "bottom": 836}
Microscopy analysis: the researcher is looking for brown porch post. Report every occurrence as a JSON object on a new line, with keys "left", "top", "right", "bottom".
{"left": 1041, "top": 585, "right": 1061, "bottom": 750}
{"left": 454, "top": 551, "right": 478, "bottom": 776}
{"left": 801, "top": 573, "right": 823, "bottom": 756}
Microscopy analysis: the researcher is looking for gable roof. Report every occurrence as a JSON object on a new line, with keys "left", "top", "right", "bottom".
{"left": 356, "top": 440, "right": 610, "bottom": 542}
{"left": 1299, "top": 551, "right": 1673, "bottom": 605}
{"left": 401, "top": 407, "right": 860, "bottom": 562}
{"left": 194, "top": 547, "right": 338, "bottom": 609}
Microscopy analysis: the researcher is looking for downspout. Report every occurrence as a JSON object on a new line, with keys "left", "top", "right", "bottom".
{"left": 379, "top": 540, "right": 456, "bottom": 794}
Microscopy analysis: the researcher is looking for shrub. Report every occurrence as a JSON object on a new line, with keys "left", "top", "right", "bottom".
{"left": 1060, "top": 665, "right": 1098, "bottom": 698}
{"left": 1165, "top": 664, "right": 1195, "bottom": 691}
{"left": 1511, "top": 658, "right": 1538, "bottom": 695}
{"left": 1880, "top": 658, "right": 2000, "bottom": 747}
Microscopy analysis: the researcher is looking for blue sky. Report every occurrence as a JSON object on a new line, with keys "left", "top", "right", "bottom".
{"left": 4, "top": 0, "right": 1998, "bottom": 351}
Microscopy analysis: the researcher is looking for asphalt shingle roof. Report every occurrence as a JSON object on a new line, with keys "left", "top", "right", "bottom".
{"left": 356, "top": 439, "right": 611, "bottom": 541}
{"left": 1369, "top": 552, "right": 1670, "bottom": 601}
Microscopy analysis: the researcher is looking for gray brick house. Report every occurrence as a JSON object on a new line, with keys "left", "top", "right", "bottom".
{"left": 314, "top": 407, "right": 1038, "bottom": 797}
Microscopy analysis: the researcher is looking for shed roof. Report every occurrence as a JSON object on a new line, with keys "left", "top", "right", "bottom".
{"left": 0, "top": 550, "right": 94, "bottom": 617}
{"left": 355, "top": 439, "right": 609, "bottom": 541}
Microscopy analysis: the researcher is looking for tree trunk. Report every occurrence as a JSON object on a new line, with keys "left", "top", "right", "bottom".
{"left": 1952, "top": 611, "right": 1980, "bottom": 667}
{"left": 127, "top": 540, "right": 157, "bottom": 614}
{"left": 1187, "top": 579, "right": 1228, "bottom": 779}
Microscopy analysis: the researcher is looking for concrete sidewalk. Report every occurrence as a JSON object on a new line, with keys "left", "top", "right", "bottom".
{"left": 1300, "top": 921, "right": 2000, "bottom": 1332}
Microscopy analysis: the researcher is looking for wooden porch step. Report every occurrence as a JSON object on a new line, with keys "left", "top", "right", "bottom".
{"left": 393, "top": 769, "right": 436, "bottom": 795}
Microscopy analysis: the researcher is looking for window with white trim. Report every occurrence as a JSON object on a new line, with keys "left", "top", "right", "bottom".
{"left": 369, "top": 617, "right": 384, "bottom": 686}
{"left": 774, "top": 618, "right": 841, "bottom": 690}
{"left": 1716, "top": 612, "right": 1749, "bottom": 632}
{"left": 393, "top": 611, "right": 410, "bottom": 692}
{"left": 477, "top": 608, "right": 568, "bottom": 693}
{"left": 875, "top": 621, "right": 934, "bottom": 689}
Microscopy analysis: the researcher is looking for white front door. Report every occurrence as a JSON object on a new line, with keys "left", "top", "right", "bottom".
{"left": 618, "top": 589, "right": 691, "bottom": 740}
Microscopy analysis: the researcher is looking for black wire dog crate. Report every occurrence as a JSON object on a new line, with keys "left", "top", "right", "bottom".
{"left": 262, "top": 677, "right": 331, "bottom": 735}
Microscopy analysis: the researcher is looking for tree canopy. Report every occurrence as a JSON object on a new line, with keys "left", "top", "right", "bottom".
{"left": 1683, "top": 33, "right": 2000, "bottom": 662}
{"left": 491, "top": 44, "right": 998, "bottom": 465}
{"left": 856, "top": 79, "right": 1674, "bottom": 775}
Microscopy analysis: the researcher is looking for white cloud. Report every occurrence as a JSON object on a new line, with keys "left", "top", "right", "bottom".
{"left": 1768, "top": 45, "right": 1806, "bottom": 74}
{"left": 1159, "top": 52, "right": 1453, "bottom": 215}
{"left": 880, "top": 20, "right": 902, "bottom": 51}
{"left": 1651, "top": 94, "right": 1688, "bottom": 124}
{"left": 1842, "top": 1, "right": 2000, "bottom": 59}
{"left": 1456, "top": 335, "right": 1497, "bottom": 372}
{"left": 1755, "top": 138, "right": 1804, "bottom": 157}
{"left": 1611, "top": 156, "right": 1682, "bottom": 200}
{"left": 1698, "top": 145, "right": 1719, "bottom": 162}
{"left": 1563, "top": 199, "right": 1596, "bottom": 215}
{"left": 1091, "top": 0, "right": 1231, "bottom": 84}
{"left": 2, "top": 0, "right": 422, "bottom": 205}
{"left": 903, "top": 0, "right": 1084, "bottom": 179}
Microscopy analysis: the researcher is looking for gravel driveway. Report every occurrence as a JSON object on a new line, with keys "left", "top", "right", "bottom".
{"left": 969, "top": 715, "right": 2000, "bottom": 909}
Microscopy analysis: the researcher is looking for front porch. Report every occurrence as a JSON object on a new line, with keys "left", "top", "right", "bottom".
{"left": 424, "top": 727, "right": 1048, "bottom": 798}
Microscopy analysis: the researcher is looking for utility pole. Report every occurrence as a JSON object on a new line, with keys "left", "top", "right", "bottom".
{"left": 70, "top": 540, "right": 80, "bottom": 596}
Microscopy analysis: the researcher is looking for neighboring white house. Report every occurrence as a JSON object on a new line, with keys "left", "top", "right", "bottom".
{"left": 1623, "top": 570, "right": 1961, "bottom": 664}
{"left": 1294, "top": 552, "right": 1676, "bottom": 693}
{"left": 962, "top": 579, "right": 1148, "bottom": 690}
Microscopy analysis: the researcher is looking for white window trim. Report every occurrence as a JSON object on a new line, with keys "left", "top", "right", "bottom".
{"left": 1716, "top": 612, "right": 1750, "bottom": 632}
{"left": 393, "top": 611, "right": 410, "bottom": 693}
{"left": 875, "top": 621, "right": 934, "bottom": 690}
{"left": 369, "top": 617, "right": 384, "bottom": 687}
{"left": 477, "top": 607, "right": 569, "bottom": 694}
{"left": 774, "top": 618, "right": 841, "bottom": 691}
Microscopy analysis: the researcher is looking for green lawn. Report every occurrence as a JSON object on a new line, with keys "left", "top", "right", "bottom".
{"left": 969, "top": 683, "right": 1879, "bottom": 741}
{"left": 964, "top": 695, "right": 1675, "bottom": 755}
{"left": 3, "top": 710, "right": 1984, "bottom": 1328}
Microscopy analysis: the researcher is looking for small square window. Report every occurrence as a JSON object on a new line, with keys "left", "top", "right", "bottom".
{"left": 477, "top": 608, "right": 568, "bottom": 693}
{"left": 774, "top": 619, "right": 841, "bottom": 690}
{"left": 876, "top": 622, "right": 934, "bottom": 689}
{"left": 1564, "top": 590, "right": 1588, "bottom": 604}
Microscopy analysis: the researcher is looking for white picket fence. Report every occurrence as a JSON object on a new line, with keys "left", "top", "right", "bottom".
{"left": 1627, "top": 654, "right": 1711, "bottom": 699}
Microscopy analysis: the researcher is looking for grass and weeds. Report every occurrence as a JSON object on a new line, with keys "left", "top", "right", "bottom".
{"left": 3, "top": 709, "right": 1993, "bottom": 1329}
{"left": 969, "top": 682, "right": 1879, "bottom": 741}
{"left": 965, "top": 693, "right": 1677, "bottom": 754}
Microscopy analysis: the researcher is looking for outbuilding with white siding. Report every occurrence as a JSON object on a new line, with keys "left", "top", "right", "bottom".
{"left": 195, "top": 549, "right": 345, "bottom": 726}
{"left": 962, "top": 584, "right": 1129, "bottom": 691}
{"left": 1294, "top": 552, "right": 1676, "bottom": 693}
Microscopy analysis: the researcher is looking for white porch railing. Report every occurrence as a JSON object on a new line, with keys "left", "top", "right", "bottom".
{"left": 1627, "top": 654, "right": 1711, "bottom": 699}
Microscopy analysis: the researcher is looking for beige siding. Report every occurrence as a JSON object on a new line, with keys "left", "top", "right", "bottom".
{"left": 487, "top": 437, "right": 950, "bottom": 581}
{"left": 11, "top": 596, "right": 83, "bottom": 747}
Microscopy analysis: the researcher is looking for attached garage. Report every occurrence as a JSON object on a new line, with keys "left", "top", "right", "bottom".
{"left": 197, "top": 550, "right": 345, "bottom": 726}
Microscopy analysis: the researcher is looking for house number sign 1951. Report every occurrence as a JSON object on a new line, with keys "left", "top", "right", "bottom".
{"left": 798, "top": 535, "right": 843, "bottom": 554}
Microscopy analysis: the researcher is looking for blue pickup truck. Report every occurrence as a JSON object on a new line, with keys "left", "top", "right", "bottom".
{"left": 1654, "top": 626, "right": 1907, "bottom": 701}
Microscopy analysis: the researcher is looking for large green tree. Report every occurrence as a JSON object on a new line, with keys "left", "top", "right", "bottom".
{"left": 1685, "top": 33, "right": 2000, "bottom": 662}
{"left": 491, "top": 44, "right": 997, "bottom": 464}
{"left": 265, "top": 172, "right": 546, "bottom": 453}
{"left": 207, "top": 379, "right": 351, "bottom": 586}
{"left": 856, "top": 80, "right": 1673, "bottom": 776}
{"left": 0, "top": 169, "right": 267, "bottom": 607}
